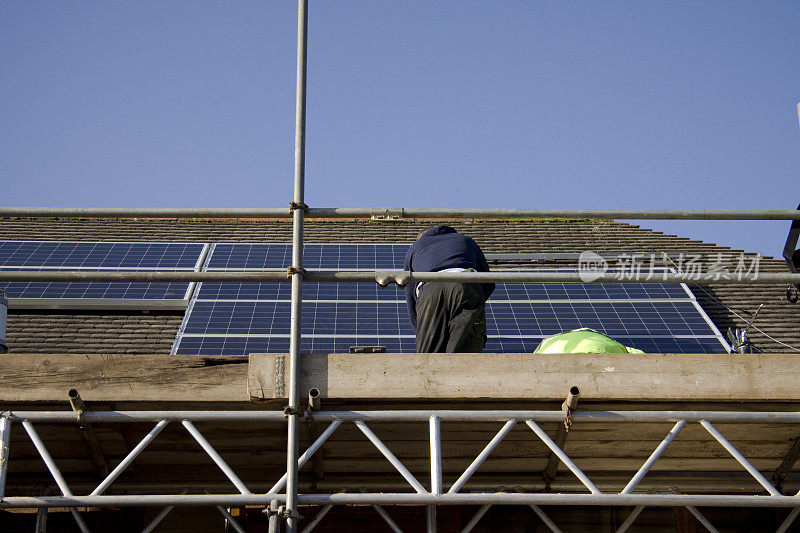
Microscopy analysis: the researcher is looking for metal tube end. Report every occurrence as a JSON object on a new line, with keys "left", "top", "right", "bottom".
{"left": 564, "top": 386, "right": 580, "bottom": 411}
{"left": 308, "top": 388, "right": 321, "bottom": 411}
{"left": 68, "top": 389, "right": 85, "bottom": 413}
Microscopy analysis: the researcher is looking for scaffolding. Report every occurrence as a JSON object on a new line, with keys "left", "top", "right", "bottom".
{"left": 2, "top": 1, "right": 800, "bottom": 531}
{"left": 3, "top": 408, "right": 800, "bottom": 532}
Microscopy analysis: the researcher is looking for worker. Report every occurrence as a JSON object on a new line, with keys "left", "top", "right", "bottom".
{"left": 404, "top": 225, "right": 495, "bottom": 352}
{"left": 534, "top": 328, "right": 645, "bottom": 354}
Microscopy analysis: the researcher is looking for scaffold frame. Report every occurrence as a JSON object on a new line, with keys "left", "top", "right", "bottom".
{"left": 2, "top": 409, "right": 800, "bottom": 533}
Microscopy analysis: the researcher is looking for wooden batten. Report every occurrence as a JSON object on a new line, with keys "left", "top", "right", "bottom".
{"left": 0, "top": 354, "right": 249, "bottom": 403}
{"left": 248, "top": 352, "right": 800, "bottom": 402}
{"left": 1, "top": 352, "right": 799, "bottom": 404}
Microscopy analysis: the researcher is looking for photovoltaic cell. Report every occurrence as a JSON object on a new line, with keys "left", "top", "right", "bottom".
{"left": 489, "top": 282, "right": 690, "bottom": 300}
{"left": 612, "top": 336, "right": 730, "bottom": 354}
{"left": 0, "top": 241, "right": 205, "bottom": 269}
{"left": 173, "top": 334, "right": 727, "bottom": 356}
{"left": 180, "top": 300, "right": 711, "bottom": 338}
{"left": 182, "top": 301, "right": 413, "bottom": 336}
{"left": 486, "top": 301, "right": 715, "bottom": 336}
{"left": 0, "top": 280, "right": 190, "bottom": 300}
{"left": 0, "top": 241, "right": 206, "bottom": 306}
{"left": 196, "top": 281, "right": 688, "bottom": 302}
{"left": 206, "top": 243, "right": 408, "bottom": 270}
{"left": 484, "top": 336, "right": 729, "bottom": 354}
{"left": 196, "top": 281, "right": 405, "bottom": 301}
{"left": 174, "top": 335, "right": 417, "bottom": 355}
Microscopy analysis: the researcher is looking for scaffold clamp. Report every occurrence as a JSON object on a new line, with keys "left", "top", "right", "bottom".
{"left": 282, "top": 508, "right": 302, "bottom": 521}
{"left": 287, "top": 266, "right": 308, "bottom": 278}
{"left": 283, "top": 406, "right": 305, "bottom": 418}
{"left": 289, "top": 201, "right": 309, "bottom": 213}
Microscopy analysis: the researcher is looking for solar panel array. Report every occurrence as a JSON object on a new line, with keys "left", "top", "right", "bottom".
{"left": 0, "top": 242, "right": 207, "bottom": 309}
{"left": 172, "top": 243, "right": 730, "bottom": 355}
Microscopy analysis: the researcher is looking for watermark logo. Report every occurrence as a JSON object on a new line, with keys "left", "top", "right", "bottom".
{"left": 578, "top": 251, "right": 608, "bottom": 282}
{"left": 577, "top": 251, "right": 760, "bottom": 281}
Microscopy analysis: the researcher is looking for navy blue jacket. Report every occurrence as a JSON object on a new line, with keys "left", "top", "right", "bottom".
{"left": 404, "top": 225, "right": 494, "bottom": 329}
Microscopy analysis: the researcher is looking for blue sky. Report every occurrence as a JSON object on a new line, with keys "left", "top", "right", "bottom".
{"left": 2, "top": 2, "right": 799, "bottom": 258}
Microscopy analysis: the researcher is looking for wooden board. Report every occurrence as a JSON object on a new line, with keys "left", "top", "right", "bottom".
{"left": 0, "top": 354, "right": 248, "bottom": 402}
{"left": 248, "top": 353, "right": 800, "bottom": 401}
{"left": 3, "top": 352, "right": 800, "bottom": 403}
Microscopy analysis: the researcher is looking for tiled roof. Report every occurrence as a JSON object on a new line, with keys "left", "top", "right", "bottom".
{"left": 3, "top": 217, "right": 798, "bottom": 354}
{"left": 6, "top": 310, "right": 182, "bottom": 354}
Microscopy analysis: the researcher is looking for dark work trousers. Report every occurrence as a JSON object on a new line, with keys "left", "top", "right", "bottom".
{"left": 415, "top": 281, "right": 488, "bottom": 353}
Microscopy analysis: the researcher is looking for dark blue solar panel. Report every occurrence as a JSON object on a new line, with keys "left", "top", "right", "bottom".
{"left": 196, "top": 281, "right": 405, "bottom": 301}
{"left": 206, "top": 244, "right": 293, "bottom": 270}
{"left": 180, "top": 300, "right": 712, "bottom": 339}
{"left": 196, "top": 281, "right": 687, "bottom": 301}
{"left": 206, "top": 243, "right": 408, "bottom": 270}
{"left": 485, "top": 336, "right": 728, "bottom": 354}
{"left": 490, "top": 282, "right": 690, "bottom": 300}
{"left": 613, "top": 336, "right": 729, "bottom": 354}
{"left": 0, "top": 241, "right": 204, "bottom": 269}
{"left": 174, "top": 335, "right": 417, "bottom": 355}
{"left": 174, "top": 334, "right": 727, "bottom": 356}
{"left": 0, "top": 281, "right": 190, "bottom": 300}
{"left": 182, "top": 301, "right": 413, "bottom": 336}
{"left": 0, "top": 241, "right": 204, "bottom": 304}
{"left": 486, "top": 301, "right": 715, "bottom": 336}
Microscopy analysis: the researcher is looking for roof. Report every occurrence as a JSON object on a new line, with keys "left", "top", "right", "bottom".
{"left": 3, "top": 216, "right": 799, "bottom": 354}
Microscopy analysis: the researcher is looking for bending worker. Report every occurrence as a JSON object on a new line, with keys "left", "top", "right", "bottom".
{"left": 404, "top": 225, "right": 495, "bottom": 352}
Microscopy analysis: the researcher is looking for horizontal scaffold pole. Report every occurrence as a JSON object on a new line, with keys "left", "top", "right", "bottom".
{"left": 2, "top": 493, "right": 800, "bottom": 509}
{"left": 1, "top": 207, "right": 800, "bottom": 220}
{"left": 0, "top": 270, "right": 798, "bottom": 285}
{"left": 8, "top": 410, "right": 800, "bottom": 423}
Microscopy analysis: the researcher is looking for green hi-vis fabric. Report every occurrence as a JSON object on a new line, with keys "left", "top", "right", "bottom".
{"left": 533, "top": 328, "right": 646, "bottom": 354}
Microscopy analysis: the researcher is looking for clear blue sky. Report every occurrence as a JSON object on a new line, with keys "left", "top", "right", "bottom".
{"left": 2, "top": 2, "right": 799, "bottom": 258}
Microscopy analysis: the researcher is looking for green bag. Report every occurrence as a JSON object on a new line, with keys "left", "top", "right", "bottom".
{"left": 533, "top": 328, "right": 646, "bottom": 354}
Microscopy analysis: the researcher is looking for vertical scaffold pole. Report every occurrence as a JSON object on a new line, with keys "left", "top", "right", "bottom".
{"left": 268, "top": 499, "right": 282, "bottom": 533}
{"left": 428, "top": 415, "right": 441, "bottom": 532}
{"left": 286, "top": 0, "right": 309, "bottom": 531}
{"left": 0, "top": 415, "right": 10, "bottom": 499}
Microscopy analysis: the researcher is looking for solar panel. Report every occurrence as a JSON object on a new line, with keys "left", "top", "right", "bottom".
{"left": 181, "top": 301, "right": 413, "bottom": 336}
{"left": 206, "top": 243, "right": 408, "bottom": 270}
{"left": 484, "top": 336, "right": 731, "bottom": 354}
{"left": 174, "top": 335, "right": 417, "bottom": 356}
{"left": 489, "top": 281, "right": 691, "bottom": 300}
{"left": 487, "top": 301, "right": 715, "bottom": 336}
{"left": 0, "top": 242, "right": 207, "bottom": 309}
{"left": 179, "top": 300, "right": 712, "bottom": 338}
{"left": 0, "top": 279, "right": 191, "bottom": 300}
{"left": 195, "top": 281, "right": 688, "bottom": 302}
{"left": 196, "top": 281, "right": 406, "bottom": 301}
{"left": 173, "top": 244, "right": 730, "bottom": 356}
{"left": 0, "top": 241, "right": 205, "bottom": 269}
{"left": 175, "top": 335, "right": 727, "bottom": 356}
